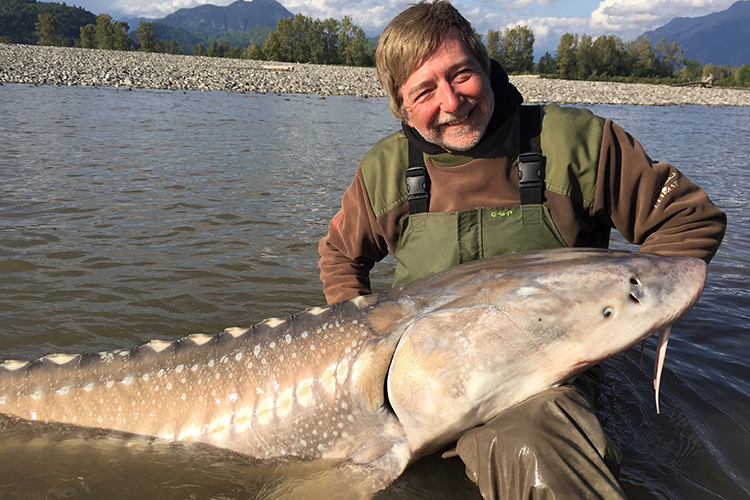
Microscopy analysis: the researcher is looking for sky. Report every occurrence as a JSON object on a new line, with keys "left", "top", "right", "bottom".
{"left": 71, "top": 0, "right": 739, "bottom": 56}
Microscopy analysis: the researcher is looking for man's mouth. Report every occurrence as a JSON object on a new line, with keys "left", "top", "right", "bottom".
{"left": 433, "top": 102, "right": 476, "bottom": 128}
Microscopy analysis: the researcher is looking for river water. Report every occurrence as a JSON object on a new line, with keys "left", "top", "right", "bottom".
{"left": 0, "top": 83, "right": 748, "bottom": 500}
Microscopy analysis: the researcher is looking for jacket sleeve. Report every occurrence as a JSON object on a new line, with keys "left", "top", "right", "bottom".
{"left": 594, "top": 119, "right": 726, "bottom": 263}
{"left": 318, "top": 164, "right": 391, "bottom": 304}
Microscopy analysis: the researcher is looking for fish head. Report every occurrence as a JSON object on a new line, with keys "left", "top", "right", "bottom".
{"left": 387, "top": 249, "right": 707, "bottom": 454}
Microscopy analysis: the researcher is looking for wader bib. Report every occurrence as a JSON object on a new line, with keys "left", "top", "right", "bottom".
{"left": 393, "top": 105, "right": 567, "bottom": 287}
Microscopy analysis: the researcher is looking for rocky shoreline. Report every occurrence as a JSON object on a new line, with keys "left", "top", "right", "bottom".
{"left": 2, "top": 44, "right": 750, "bottom": 107}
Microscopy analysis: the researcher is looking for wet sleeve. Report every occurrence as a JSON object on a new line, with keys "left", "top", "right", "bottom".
{"left": 594, "top": 119, "right": 726, "bottom": 263}
{"left": 318, "top": 165, "right": 390, "bottom": 304}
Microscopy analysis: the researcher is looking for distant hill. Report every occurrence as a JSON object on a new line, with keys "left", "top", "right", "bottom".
{"left": 152, "top": 0, "right": 291, "bottom": 35}
{"left": 0, "top": 0, "right": 95, "bottom": 45}
{"left": 643, "top": 0, "right": 750, "bottom": 66}
{"left": 127, "top": 23, "right": 271, "bottom": 53}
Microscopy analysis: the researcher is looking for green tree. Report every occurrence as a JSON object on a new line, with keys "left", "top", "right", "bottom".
{"left": 485, "top": 29, "right": 500, "bottom": 61}
{"left": 208, "top": 40, "right": 230, "bottom": 57}
{"left": 534, "top": 51, "right": 557, "bottom": 74}
{"left": 592, "top": 35, "right": 624, "bottom": 77}
{"left": 154, "top": 38, "right": 178, "bottom": 54}
{"left": 320, "top": 18, "right": 340, "bottom": 64}
{"left": 576, "top": 34, "right": 595, "bottom": 79}
{"left": 702, "top": 63, "right": 731, "bottom": 83}
{"left": 501, "top": 25, "right": 534, "bottom": 73}
{"left": 653, "top": 38, "right": 682, "bottom": 77}
{"left": 677, "top": 59, "right": 702, "bottom": 82}
{"left": 112, "top": 20, "right": 130, "bottom": 50}
{"left": 734, "top": 63, "right": 750, "bottom": 86}
{"left": 35, "top": 12, "right": 59, "bottom": 46}
{"left": 242, "top": 40, "right": 264, "bottom": 60}
{"left": 627, "top": 35, "right": 655, "bottom": 77}
{"left": 262, "top": 16, "right": 293, "bottom": 61}
{"left": 94, "top": 13, "right": 115, "bottom": 50}
{"left": 338, "top": 16, "right": 370, "bottom": 66}
{"left": 79, "top": 23, "right": 95, "bottom": 48}
{"left": 137, "top": 20, "right": 156, "bottom": 52}
{"left": 193, "top": 44, "right": 207, "bottom": 56}
{"left": 556, "top": 32, "right": 578, "bottom": 79}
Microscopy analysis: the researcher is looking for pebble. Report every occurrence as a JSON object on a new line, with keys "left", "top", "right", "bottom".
{"left": 2, "top": 44, "right": 749, "bottom": 107}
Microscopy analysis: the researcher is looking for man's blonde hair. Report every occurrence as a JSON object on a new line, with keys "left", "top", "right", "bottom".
{"left": 375, "top": 0, "right": 490, "bottom": 121}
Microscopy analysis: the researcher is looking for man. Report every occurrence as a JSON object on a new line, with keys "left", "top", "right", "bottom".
{"left": 318, "top": 1, "right": 726, "bottom": 498}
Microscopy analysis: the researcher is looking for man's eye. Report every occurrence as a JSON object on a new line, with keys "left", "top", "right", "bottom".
{"left": 415, "top": 89, "right": 432, "bottom": 101}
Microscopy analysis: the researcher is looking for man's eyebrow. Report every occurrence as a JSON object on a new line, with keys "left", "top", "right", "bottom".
{"left": 405, "top": 57, "right": 477, "bottom": 101}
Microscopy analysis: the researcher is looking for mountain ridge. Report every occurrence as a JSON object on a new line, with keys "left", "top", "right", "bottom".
{"left": 643, "top": 1, "right": 750, "bottom": 66}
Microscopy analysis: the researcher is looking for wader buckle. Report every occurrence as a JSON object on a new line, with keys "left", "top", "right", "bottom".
{"left": 405, "top": 166, "right": 430, "bottom": 204}
{"left": 517, "top": 152, "right": 545, "bottom": 205}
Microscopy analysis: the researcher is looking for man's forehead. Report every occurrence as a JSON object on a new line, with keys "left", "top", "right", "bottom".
{"left": 402, "top": 36, "right": 478, "bottom": 91}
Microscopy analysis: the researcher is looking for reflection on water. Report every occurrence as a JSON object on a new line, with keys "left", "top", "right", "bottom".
{"left": 1, "top": 85, "right": 749, "bottom": 499}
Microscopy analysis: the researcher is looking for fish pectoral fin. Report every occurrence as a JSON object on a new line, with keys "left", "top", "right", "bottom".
{"left": 347, "top": 416, "right": 414, "bottom": 493}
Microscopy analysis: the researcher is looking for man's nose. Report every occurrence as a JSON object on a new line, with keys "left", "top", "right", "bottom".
{"left": 437, "top": 81, "right": 462, "bottom": 113}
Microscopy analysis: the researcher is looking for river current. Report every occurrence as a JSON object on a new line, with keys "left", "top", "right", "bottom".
{"left": 0, "top": 83, "right": 748, "bottom": 499}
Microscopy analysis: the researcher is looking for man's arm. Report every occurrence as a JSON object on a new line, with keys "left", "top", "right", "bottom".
{"left": 594, "top": 119, "right": 726, "bottom": 262}
{"left": 318, "top": 165, "right": 391, "bottom": 304}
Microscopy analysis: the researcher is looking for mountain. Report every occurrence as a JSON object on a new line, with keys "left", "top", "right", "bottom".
{"left": 0, "top": 0, "right": 95, "bottom": 45}
{"left": 127, "top": 23, "right": 272, "bottom": 52}
{"left": 643, "top": 0, "right": 750, "bottom": 66}
{"left": 153, "top": 0, "right": 292, "bottom": 35}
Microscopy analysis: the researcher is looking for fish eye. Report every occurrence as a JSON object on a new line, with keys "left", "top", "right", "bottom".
{"left": 603, "top": 307, "right": 615, "bottom": 318}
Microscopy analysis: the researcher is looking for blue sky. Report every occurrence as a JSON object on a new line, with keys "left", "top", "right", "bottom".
{"left": 73, "top": 0, "right": 738, "bottom": 56}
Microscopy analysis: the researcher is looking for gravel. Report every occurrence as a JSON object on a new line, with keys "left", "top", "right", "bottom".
{"left": 2, "top": 44, "right": 750, "bottom": 107}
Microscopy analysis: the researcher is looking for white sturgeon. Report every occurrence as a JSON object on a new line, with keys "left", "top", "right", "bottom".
{"left": 0, "top": 248, "right": 707, "bottom": 493}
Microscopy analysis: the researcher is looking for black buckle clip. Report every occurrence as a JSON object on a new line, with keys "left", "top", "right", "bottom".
{"left": 405, "top": 166, "right": 430, "bottom": 200}
{"left": 517, "top": 152, "right": 544, "bottom": 188}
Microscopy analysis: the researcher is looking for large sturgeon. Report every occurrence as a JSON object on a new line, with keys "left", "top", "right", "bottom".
{"left": 0, "top": 248, "right": 706, "bottom": 493}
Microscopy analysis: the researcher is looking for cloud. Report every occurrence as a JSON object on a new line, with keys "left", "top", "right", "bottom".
{"left": 114, "top": 0, "right": 231, "bottom": 17}
{"left": 590, "top": 0, "right": 736, "bottom": 32}
{"left": 106, "top": 0, "right": 737, "bottom": 49}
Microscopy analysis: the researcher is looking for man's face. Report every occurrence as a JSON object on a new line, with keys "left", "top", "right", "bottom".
{"left": 400, "top": 32, "right": 494, "bottom": 152}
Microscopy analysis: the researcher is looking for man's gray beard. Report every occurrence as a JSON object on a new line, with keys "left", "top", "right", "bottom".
{"left": 417, "top": 90, "right": 495, "bottom": 152}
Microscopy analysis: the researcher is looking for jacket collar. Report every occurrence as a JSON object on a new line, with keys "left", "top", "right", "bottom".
{"left": 402, "top": 59, "right": 524, "bottom": 156}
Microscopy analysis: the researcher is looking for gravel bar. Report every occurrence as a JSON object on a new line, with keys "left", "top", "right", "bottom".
{"left": 2, "top": 44, "right": 750, "bottom": 106}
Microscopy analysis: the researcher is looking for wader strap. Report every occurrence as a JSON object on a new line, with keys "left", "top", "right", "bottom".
{"left": 405, "top": 143, "right": 430, "bottom": 214}
{"left": 518, "top": 105, "right": 546, "bottom": 205}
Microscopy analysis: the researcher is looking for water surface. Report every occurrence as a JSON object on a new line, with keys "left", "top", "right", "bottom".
{"left": 1, "top": 84, "right": 748, "bottom": 499}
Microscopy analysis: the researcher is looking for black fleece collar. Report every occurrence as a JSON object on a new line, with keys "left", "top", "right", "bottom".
{"left": 401, "top": 59, "right": 524, "bottom": 155}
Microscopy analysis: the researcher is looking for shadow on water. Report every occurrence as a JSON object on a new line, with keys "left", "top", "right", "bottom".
{"left": 0, "top": 86, "right": 749, "bottom": 499}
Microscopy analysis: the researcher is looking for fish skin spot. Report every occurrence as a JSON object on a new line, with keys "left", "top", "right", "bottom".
{"left": 1, "top": 360, "right": 29, "bottom": 371}
{"left": 188, "top": 334, "right": 213, "bottom": 345}
{"left": 146, "top": 340, "right": 172, "bottom": 353}
{"left": 263, "top": 317, "right": 286, "bottom": 328}
{"left": 225, "top": 327, "right": 248, "bottom": 337}
{"left": 44, "top": 353, "right": 79, "bottom": 365}
{"left": 306, "top": 306, "right": 327, "bottom": 316}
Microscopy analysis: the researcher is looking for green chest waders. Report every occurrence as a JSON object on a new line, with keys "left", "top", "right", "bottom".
{"left": 392, "top": 105, "right": 568, "bottom": 287}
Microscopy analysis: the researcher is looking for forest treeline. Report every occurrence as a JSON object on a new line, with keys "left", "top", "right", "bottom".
{"left": 3, "top": 0, "right": 750, "bottom": 87}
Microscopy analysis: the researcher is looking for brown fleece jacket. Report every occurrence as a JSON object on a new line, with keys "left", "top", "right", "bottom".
{"left": 318, "top": 71, "right": 726, "bottom": 305}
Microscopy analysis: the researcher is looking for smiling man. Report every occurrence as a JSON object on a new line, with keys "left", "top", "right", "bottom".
{"left": 318, "top": 1, "right": 725, "bottom": 498}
